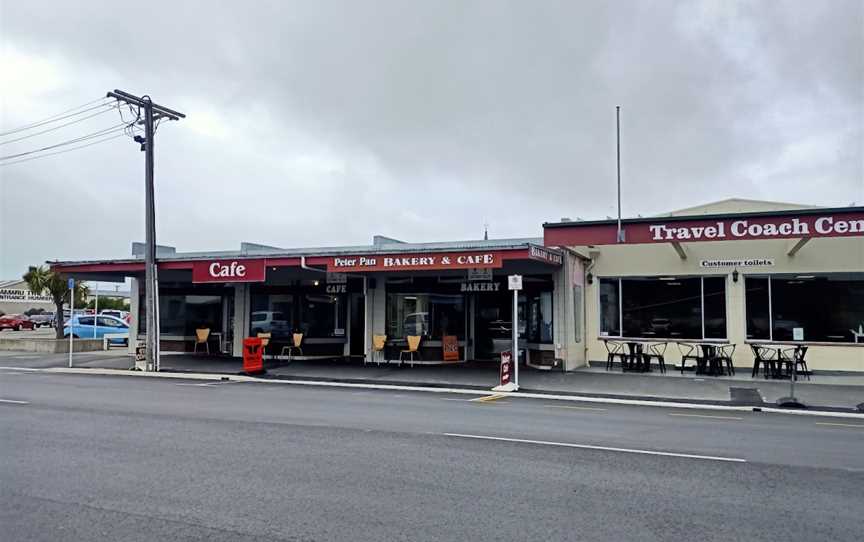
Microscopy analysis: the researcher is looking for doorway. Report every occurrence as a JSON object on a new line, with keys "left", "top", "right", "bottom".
{"left": 349, "top": 293, "right": 365, "bottom": 357}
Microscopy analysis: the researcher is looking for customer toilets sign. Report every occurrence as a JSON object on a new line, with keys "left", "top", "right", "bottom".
{"left": 192, "top": 259, "right": 267, "bottom": 283}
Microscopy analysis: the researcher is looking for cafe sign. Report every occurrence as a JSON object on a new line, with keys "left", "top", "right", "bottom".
{"left": 328, "top": 251, "right": 504, "bottom": 272}
{"left": 192, "top": 259, "right": 267, "bottom": 283}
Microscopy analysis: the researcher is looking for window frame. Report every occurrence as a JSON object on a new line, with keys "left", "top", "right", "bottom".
{"left": 744, "top": 273, "right": 864, "bottom": 344}
{"left": 598, "top": 275, "right": 729, "bottom": 341}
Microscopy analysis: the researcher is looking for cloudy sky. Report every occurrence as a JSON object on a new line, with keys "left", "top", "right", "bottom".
{"left": 1, "top": 0, "right": 862, "bottom": 279}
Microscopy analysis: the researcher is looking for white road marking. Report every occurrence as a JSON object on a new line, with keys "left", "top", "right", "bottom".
{"left": 174, "top": 382, "right": 219, "bottom": 387}
{"left": 0, "top": 398, "right": 30, "bottom": 405}
{"left": 815, "top": 422, "right": 864, "bottom": 428}
{"left": 669, "top": 413, "right": 742, "bottom": 420}
{"left": 443, "top": 433, "right": 747, "bottom": 463}
{"left": 544, "top": 405, "right": 607, "bottom": 411}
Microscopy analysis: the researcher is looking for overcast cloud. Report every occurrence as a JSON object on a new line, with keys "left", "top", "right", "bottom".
{"left": 1, "top": 0, "right": 862, "bottom": 278}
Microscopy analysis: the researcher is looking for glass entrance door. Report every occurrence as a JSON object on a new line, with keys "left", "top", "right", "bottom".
{"left": 473, "top": 291, "right": 525, "bottom": 361}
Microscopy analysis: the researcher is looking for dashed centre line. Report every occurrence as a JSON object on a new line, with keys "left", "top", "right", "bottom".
{"left": 815, "top": 422, "right": 864, "bottom": 428}
{"left": 0, "top": 398, "right": 30, "bottom": 405}
{"left": 544, "top": 405, "right": 607, "bottom": 412}
{"left": 669, "top": 413, "right": 743, "bottom": 420}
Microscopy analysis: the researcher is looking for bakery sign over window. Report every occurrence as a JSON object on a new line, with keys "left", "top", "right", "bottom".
{"left": 327, "top": 251, "right": 504, "bottom": 272}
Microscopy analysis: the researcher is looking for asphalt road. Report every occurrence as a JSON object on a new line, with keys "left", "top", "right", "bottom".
{"left": 1, "top": 371, "right": 863, "bottom": 541}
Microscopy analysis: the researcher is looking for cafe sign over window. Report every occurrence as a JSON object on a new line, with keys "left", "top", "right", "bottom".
{"left": 328, "top": 251, "right": 504, "bottom": 272}
{"left": 192, "top": 259, "right": 267, "bottom": 283}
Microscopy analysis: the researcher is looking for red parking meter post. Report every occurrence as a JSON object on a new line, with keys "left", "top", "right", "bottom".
{"left": 243, "top": 337, "right": 264, "bottom": 375}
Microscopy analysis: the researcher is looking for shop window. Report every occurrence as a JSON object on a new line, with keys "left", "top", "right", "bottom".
{"left": 299, "top": 294, "right": 345, "bottom": 338}
{"left": 573, "top": 285, "right": 582, "bottom": 343}
{"left": 746, "top": 273, "right": 864, "bottom": 343}
{"left": 250, "top": 294, "right": 294, "bottom": 338}
{"left": 527, "top": 291, "right": 553, "bottom": 343}
{"left": 140, "top": 294, "right": 223, "bottom": 336}
{"left": 599, "top": 277, "right": 727, "bottom": 340}
{"left": 387, "top": 293, "right": 465, "bottom": 340}
{"left": 599, "top": 279, "right": 620, "bottom": 336}
{"left": 703, "top": 277, "right": 727, "bottom": 339}
{"left": 745, "top": 278, "right": 770, "bottom": 340}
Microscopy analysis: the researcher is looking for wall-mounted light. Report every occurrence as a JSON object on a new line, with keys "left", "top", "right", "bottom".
{"left": 313, "top": 280, "right": 319, "bottom": 286}
{"left": 732, "top": 269, "right": 739, "bottom": 283}
{"left": 587, "top": 272, "right": 593, "bottom": 284}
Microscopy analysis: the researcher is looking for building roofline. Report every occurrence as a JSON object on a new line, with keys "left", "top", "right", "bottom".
{"left": 544, "top": 206, "right": 864, "bottom": 229}
{"left": 50, "top": 238, "right": 551, "bottom": 268}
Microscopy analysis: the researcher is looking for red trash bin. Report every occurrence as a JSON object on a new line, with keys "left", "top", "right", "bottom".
{"left": 243, "top": 337, "right": 264, "bottom": 375}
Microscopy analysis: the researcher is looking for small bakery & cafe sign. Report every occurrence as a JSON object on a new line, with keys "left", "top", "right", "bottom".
{"left": 328, "top": 251, "right": 504, "bottom": 272}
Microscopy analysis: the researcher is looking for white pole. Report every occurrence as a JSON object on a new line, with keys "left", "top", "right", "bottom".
{"left": 93, "top": 285, "right": 99, "bottom": 338}
{"left": 513, "top": 287, "right": 519, "bottom": 389}
{"left": 68, "top": 281, "right": 74, "bottom": 368}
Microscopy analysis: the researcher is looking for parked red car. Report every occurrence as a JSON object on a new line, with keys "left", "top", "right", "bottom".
{"left": 0, "top": 314, "right": 35, "bottom": 331}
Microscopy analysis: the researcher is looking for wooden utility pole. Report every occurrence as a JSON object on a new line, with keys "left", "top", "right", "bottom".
{"left": 106, "top": 89, "right": 184, "bottom": 371}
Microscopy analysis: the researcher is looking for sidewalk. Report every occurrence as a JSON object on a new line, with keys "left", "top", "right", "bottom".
{"left": 2, "top": 350, "right": 862, "bottom": 411}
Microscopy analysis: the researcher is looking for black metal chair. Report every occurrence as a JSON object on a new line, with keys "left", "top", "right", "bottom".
{"left": 750, "top": 344, "right": 777, "bottom": 378}
{"left": 716, "top": 344, "right": 735, "bottom": 375}
{"left": 781, "top": 346, "right": 810, "bottom": 380}
{"left": 677, "top": 342, "right": 699, "bottom": 374}
{"left": 603, "top": 339, "right": 625, "bottom": 371}
{"left": 645, "top": 342, "right": 668, "bottom": 374}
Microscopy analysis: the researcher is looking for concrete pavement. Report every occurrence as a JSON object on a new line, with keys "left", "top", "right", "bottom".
{"left": 2, "top": 370, "right": 864, "bottom": 541}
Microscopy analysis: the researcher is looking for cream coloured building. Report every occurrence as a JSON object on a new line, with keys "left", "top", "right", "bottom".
{"left": 545, "top": 199, "right": 864, "bottom": 372}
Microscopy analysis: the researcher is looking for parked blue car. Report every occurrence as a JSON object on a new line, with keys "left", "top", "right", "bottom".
{"left": 63, "top": 315, "right": 129, "bottom": 344}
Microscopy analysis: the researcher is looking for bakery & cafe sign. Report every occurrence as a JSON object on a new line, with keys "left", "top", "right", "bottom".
{"left": 328, "top": 251, "right": 504, "bottom": 272}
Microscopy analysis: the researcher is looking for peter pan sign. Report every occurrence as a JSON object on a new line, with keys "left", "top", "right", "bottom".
{"left": 328, "top": 251, "right": 504, "bottom": 272}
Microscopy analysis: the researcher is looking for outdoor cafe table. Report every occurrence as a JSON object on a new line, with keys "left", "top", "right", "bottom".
{"left": 754, "top": 343, "right": 809, "bottom": 379}
{"left": 692, "top": 342, "right": 732, "bottom": 376}
{"left": 622, "top": 340, "right": 664, "bottom": 373}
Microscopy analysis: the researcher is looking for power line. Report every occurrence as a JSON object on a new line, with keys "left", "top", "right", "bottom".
{"left": 0, "top": 103, "right": 119, "bottom": 145}
{"left": 0, "top": 98, "right": 112, "bottom": 137}
{"left": 0, "top": 122, "right": 135, "bottom": 161}
{"left": 0, "top": 132, "right": 134, "bottom": 167}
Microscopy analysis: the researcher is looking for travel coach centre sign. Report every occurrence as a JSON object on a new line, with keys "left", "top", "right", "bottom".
{"left": 328, "top": 251, "right": 503, "bottom": 272}
{"left": 544, "top": 210, "right": 864, "bottom": 246}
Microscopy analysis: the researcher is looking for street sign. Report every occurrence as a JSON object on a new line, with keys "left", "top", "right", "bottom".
{"left": 508, "top": 274, "right": 522, "bottom": 290}
{"left": 68, "top": 278, "right": 75, "bottom": 289}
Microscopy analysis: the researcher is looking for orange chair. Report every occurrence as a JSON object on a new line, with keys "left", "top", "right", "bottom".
{"left": 281, "top": 333, "right": 304, "bottom": 359}
{"left": 257, "top": 332, "right": 271, "bottom": 359}
{"left": 194, "top": 328, "right": 211, "bottom": 354}
{"left": 371, "top": 334, "right": 387, "bottom": 366}
{"left": 399, "top": 335, "right": 421, "bottom": 367}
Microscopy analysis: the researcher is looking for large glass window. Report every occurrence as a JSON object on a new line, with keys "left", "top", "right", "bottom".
{"left": 249, "top": 294, "right": 294, "bottom": 339}
{"left": 299, "top": 294, "right": 344, "bottom": 338}
{"left": 140, "top": 294, "right": 223, "bottom": 336}
{"left": 745, "top": 277, "right": 770, "bottom": 340}
{"left": 527, "top": 291, "right": 553, "bottom": 343}
{"left": 250, "top": 289, "right": 346, "bottom": 339}
{"left": 599, "top": 276, "right": 727, "bottom": 339}
{"left": 387, "top": 293, "right": 465, "bottom": 340}
{"left": 746, "top": 273, "right": 864, "bottom": 343}
{"left": 599, "top": 279, "right": 620, "bottom": 336}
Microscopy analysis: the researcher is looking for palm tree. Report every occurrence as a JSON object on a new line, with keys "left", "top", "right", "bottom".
{"left": 22, "top": 266, "right": 89, "bottom": 340}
